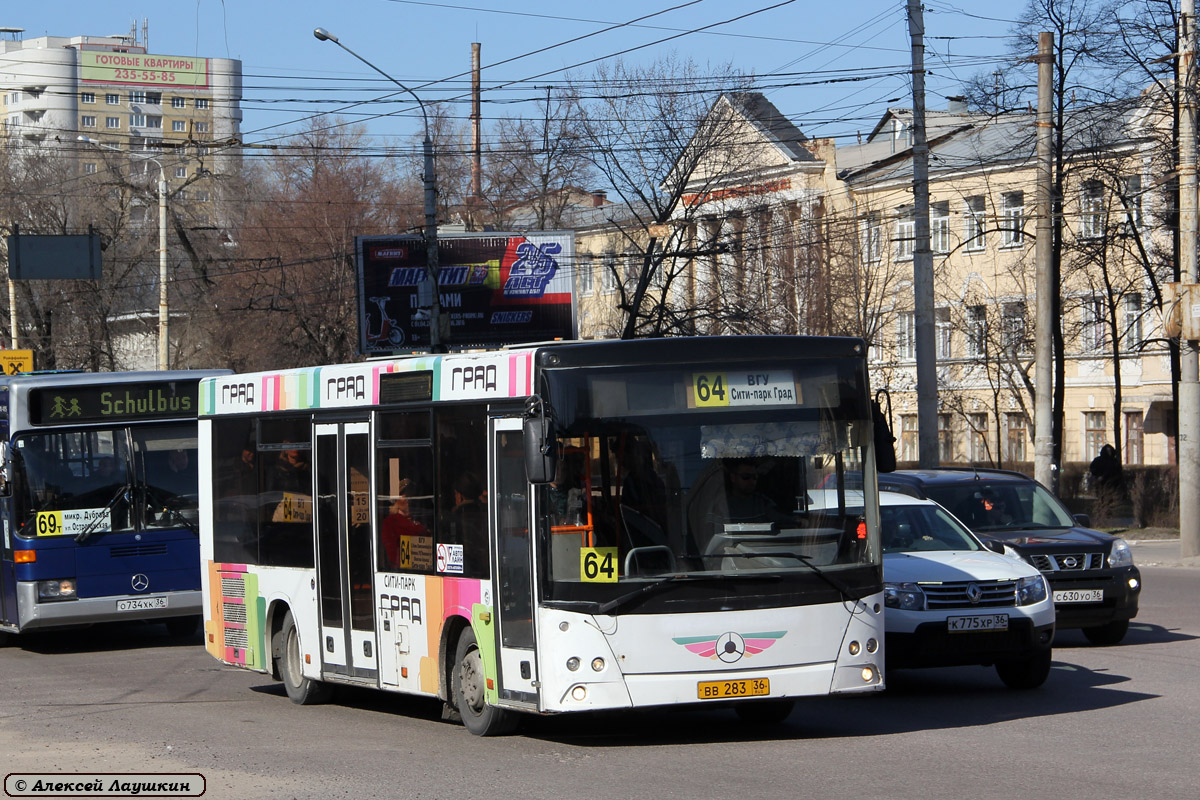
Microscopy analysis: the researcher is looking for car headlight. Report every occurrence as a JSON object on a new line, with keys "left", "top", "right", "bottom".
{"left": 1016, "top": 574, "right": 1048, "bottom": 606}
{"left": 1108, "top": 537, "right": 1134, "bottom": 568}
{"left": 37, "top": 578, "right": 78, "bottom": 602}
{"left": 884, "top": 581, "right": 925, "bottom": 610}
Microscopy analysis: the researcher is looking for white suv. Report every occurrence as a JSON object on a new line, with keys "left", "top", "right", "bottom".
{"left": 880, "top": 492, "right": 1055, "bottom": 689}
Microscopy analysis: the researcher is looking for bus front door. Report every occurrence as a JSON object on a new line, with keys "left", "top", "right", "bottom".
{"left": 313, "top": 421, "right": 378, "bottom": 684}
{"left": 489, "top": 417, "right": 539, "bottom": 710}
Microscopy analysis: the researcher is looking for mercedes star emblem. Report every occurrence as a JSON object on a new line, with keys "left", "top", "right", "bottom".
{"left": 131, "top": 573, "right": 150, "bottom": 592}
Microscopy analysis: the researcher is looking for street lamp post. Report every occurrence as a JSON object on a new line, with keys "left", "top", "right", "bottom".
{"left": 313, "top": 27, "right": 443, "bottom": 352}
{"left": 79, "top": 135, "right": 170, "bottom": 370}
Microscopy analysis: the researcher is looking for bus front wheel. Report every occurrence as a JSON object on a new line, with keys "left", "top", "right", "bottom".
{"left": 277, "top": 610, "right": 333, "bottom": 705}
{"left": 451, "top": 628, "right": 517, "bottom": 736}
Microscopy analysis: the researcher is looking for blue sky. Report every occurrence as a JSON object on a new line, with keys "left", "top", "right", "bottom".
{"left": 8, "top": 1, "right": 1017, "bottom": 146}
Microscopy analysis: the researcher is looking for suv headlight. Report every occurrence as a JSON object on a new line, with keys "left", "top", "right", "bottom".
{"left": 1108, "top": 537, "right": 1134, "bottom": 568}
{"left": 37, "top": 578, "right": 78, "bottom": 602}
{"left": 884, "top": 581, "right": 925, "bottom": 610}
{"left": 1016, "top": 575, "right": 1048, "bottom": 606}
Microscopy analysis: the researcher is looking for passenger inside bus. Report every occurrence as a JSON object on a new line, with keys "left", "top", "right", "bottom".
{"left": 449, "top": 471, "right": 487, "bottom": 555}
{"left": 269, "top": 446, "right": 310, "bottom": 493}
{"left": 381, "top": 479, "right": 429, "bottom": 568}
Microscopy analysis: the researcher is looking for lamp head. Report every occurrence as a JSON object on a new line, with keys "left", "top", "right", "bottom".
{"left": 313, "top": 28, "right": 337, "bottom": 43}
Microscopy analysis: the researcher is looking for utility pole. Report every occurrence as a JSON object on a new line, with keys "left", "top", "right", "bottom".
{"left": 470, "top": 42, "right": 482, "bottom": 216}
{"left": 1034, "top": 32, "right": 1055, "bottom": 489}
{"left": 908, "top": 0, "right": 938, "bottom": 467}
{"left": 1179, "top": 2, "right": 1200, "bottom": 559}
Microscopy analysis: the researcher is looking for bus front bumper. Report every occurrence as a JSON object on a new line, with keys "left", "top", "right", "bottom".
{"left": 15, "top": 583, "right": 202, "bottom": 632}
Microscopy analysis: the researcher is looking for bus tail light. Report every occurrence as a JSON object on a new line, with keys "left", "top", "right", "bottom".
{"left": 15, "top": 550, "right": 35, "bottom": 563}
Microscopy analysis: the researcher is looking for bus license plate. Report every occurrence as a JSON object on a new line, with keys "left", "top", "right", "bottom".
{"left": 1054, "top": 589, "right": 1103, "bottom": 603}
{"left": 697, "top": 678, "right": 770, "bottom": 700}
{"left": 947, "top": 614, "right": 1009, "bottom": 632}
{"left": 117, "top": 597, "right": 167, "bottom": 611}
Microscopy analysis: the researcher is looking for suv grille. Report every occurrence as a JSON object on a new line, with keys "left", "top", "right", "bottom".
{"left": 1029, "top": 553, "right": 1104, "bottom": 572}
{"left": 922, "top": 580, "right": 1017, "bottom": 609}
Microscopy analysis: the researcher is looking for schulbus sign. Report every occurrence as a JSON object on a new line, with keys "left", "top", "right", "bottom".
{"left": 29, "top": 381, "right": 198, "bottom": 425}
{"left": 356, "top": 232, "right": 577, "bottom": 354}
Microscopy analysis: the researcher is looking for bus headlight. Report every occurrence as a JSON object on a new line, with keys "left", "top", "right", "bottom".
{"left": 1016, "top": 575, "right": 1048, "bottom": 606}
{"left": 884, "top": 582, "right": 924, "bottom": 610}
{"left": 38, "top": 579, "right": 77, "bottom": 601}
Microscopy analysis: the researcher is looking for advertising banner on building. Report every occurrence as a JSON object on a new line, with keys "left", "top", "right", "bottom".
{"left": 356, "top": 232, "right": 576, "bottom": 354}
{"left": 80, "top": 51, "right": 210, "bottom": 89}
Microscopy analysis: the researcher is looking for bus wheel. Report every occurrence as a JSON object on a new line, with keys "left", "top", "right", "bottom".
{"left": 277, "top": 610, "right": 333, "bottom": 705}
{"left": 734, "top": 699, "right": 794, "bottom": 725}
{"left": 164, "top": 616, "right": 200, "bottom": 638}
{"left": 452, "top": 628, "right": 517, "bottom": 736}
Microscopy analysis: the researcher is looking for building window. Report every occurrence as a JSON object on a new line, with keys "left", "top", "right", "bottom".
{"left": 969, "top": 413, "right": 989, "bottom": 463}
{"left": 1080, "top": 180, "right": 1104, "bottom": 238}
{"left": 1006, "top": 413, "right": 1028, "bottom": 463}
{"left": 936, "top": 307, "right": 952, "bottom": 359}
{"left": 172, "top": 120, "right": 186, "bottom": 132}
{"left": 578, "top": 256, "right": 593, "bottom": 296}
{"left": 7, "top": 114, "right": 19, "bottom": 128}
{"left": 83, "top": 162, "right": 97, "bottom": 175}
{"left": 80, "top": 92, "right": 95, "bottom": 104}
{"left": 172, "top": 97, "right": 186, "bottom": 109}
{"left": 146, "top": 115, "right": 162, "bottom": 129}
{"left": 931, "top": 201, "right": 950, "bottom": 253}
{"left": 1122, "top": 174, "right": 1142, "bottom": 231}
{"left": 146, "top": 92, "right": 162, "bottom": 105}
{"left": 1083, "top": 296, "right": 1107, "bottom": 353}
{"left": 966, "top": 305, "right": 987, "bottom": 357}
{"left": 194, "top": 121, "right": 210, "bottom": 134}
{"left": 129, "top": 114, "right": 146, "bottom": 128}
{"left": 601, "top": 254, "right": 617, "bottom": 293}
{"left": 1002, "top": 301, "right": 1028, "bottom": 354}
{"left": 1001, "top": 191, "right": 1024, "bottom": 246}
{"left": 964, "top": 195, "right": 986, "bottom": 251}
{"left": 901, "top": 414, "right": 919, "bottom": 463}
{"left": 862, "top": 212, "right": 882, "bottom": 263}
{"left": 938, "top": 414, "right": 953, "bottom": 463}
{"left": 174, "top": 166, "right": 187, "bottom": 178}
{"left": 105, "top": 93, "right": 120, "bottom": 105}
{"left": 1123, "top": 293, "right": 1143, "bottom": 350}
{"left": 895, "top": 215, "right": 915, "bottom": 260}
{"left": 194, "top": 98, "right": 209, "bottom": 109}
{"left": 194, "top": 190, "right": 210, "bottom": 202}
{"left": 129, "top": 91, "right": 146, "bottom": 104}
{"left": 896, "top": 310, "right": 916, "bottom": 361}
{"left": 1125, "top": 411, "right": 1144, "bottom": 465}
{"left": 1084, "top": 411, "right": 1107, "bottom": 462}
{"left": 80, "top": 115, "right": 96, "bottom": 128}
{"left": 106, "top": 116, "right": 120, "bottom": 129}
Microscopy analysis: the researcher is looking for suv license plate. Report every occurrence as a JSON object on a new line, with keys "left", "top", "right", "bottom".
{"left": 117, "top": 596, "right": 167, "bottom": 611}
{"left": 1054, "top": 589, "right": 1103, "bottom": 603}
{"left": 697, "top": 678, "right": 770, "bottom": 700}
{"left": 947, "top": 614, "right": 1009, "bottom": 632}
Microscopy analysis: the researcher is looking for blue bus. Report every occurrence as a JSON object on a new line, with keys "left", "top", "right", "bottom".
{"left": 0, "top": 370, "right": 227, "bottom": 642}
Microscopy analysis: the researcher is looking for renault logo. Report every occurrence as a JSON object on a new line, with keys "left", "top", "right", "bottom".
{"left": 966, "top": 583, "right": 983, "bottom": 604}
{"left": 131, "top": 574, "right": 150, "bottom": 592}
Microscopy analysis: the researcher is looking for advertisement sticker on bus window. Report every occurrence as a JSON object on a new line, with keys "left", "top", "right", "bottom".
{"left": 36, "top": 508, "right": 110, "bottom": 537}
{"left": 580, "top": 546, "right": 618, "bottom": 583}
{"left": 689, "top": 370, "right": 799, "bottom": 409}
{"left": 399, "top": 534, "right": 434, "bottom": 571}
{"left": 436, "top": 542, "right": 464, "bottom": 574}
{"left": 271, "top": 492, "right": 313, "bottom": 523}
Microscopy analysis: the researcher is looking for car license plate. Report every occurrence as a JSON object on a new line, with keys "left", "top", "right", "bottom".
{"left": 1054, "top": 589, "right": 1103, "bottom": 603}
{"left": 947, "top": 614, "right": 1009, "bottom": 632}
{"left": 697, "top": 678, "right": 770, "bottom": 700}
{"left": 117, "top": 596, "right": 167, "bottom": 611}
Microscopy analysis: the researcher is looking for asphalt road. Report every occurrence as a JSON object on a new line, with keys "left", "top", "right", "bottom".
{"left": 1, "top": 564, "right": 1197, "bottom": 800}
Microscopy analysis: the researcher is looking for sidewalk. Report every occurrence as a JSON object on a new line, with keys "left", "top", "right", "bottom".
{"left": 1127, "top": 538, "right": 1200, "bottom": 568}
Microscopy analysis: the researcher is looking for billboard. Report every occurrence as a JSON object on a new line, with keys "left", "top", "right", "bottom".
{"left": 356, "top": 232, "right": 576, "bottom": 354}
{"left": 80, "top": 51, "right": 210, "bottom": 89}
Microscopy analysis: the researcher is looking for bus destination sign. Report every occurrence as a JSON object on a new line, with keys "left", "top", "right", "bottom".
{"left": 30, "top": 381, "right": 199, "bottom": 425}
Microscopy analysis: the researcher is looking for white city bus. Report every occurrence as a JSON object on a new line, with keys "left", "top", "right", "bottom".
{"left": 199, "top": 337, "right": 889, "bottom": 734}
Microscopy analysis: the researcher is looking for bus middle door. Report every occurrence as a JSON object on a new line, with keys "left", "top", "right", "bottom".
{"left": 313, "top": 421, "right": 378, "bottom": 685}
{"left": 488, "top": 417, "right": 539, "bottom": 710}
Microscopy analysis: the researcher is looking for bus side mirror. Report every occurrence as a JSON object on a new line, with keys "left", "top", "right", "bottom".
{"left": 523, "top": 416, "right": 557, "bottom": 484}
{"left": 872, "top": 398, "right": 896, "bottom": 473}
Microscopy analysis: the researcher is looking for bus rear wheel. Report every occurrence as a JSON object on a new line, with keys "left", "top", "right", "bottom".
{"left": 452, "top": 628, "right": 517, "bottom": 736}
{"left": 277, "top": 610, "right": 333, "bottom": 705}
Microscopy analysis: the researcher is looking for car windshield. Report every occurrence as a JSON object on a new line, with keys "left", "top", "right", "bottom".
{"left": 881, "top": 503, "right": 982, "bottom": 554}
{"left": 922, "top": 479, "right": 1075, "bottom": 532}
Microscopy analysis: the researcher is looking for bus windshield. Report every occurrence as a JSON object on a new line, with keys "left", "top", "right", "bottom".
{"left": 537, "top": 359, "right": 876, "bottom": 607}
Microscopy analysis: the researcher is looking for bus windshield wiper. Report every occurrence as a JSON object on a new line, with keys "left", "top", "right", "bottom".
{"left": 75, "top": 484, "right": 131, "bottom": 544}
{"left": 707, "top": 551, "right": 862, "bottom": 603}
{"left": 596, "top": 574, "right": 708, "bottom": 616}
